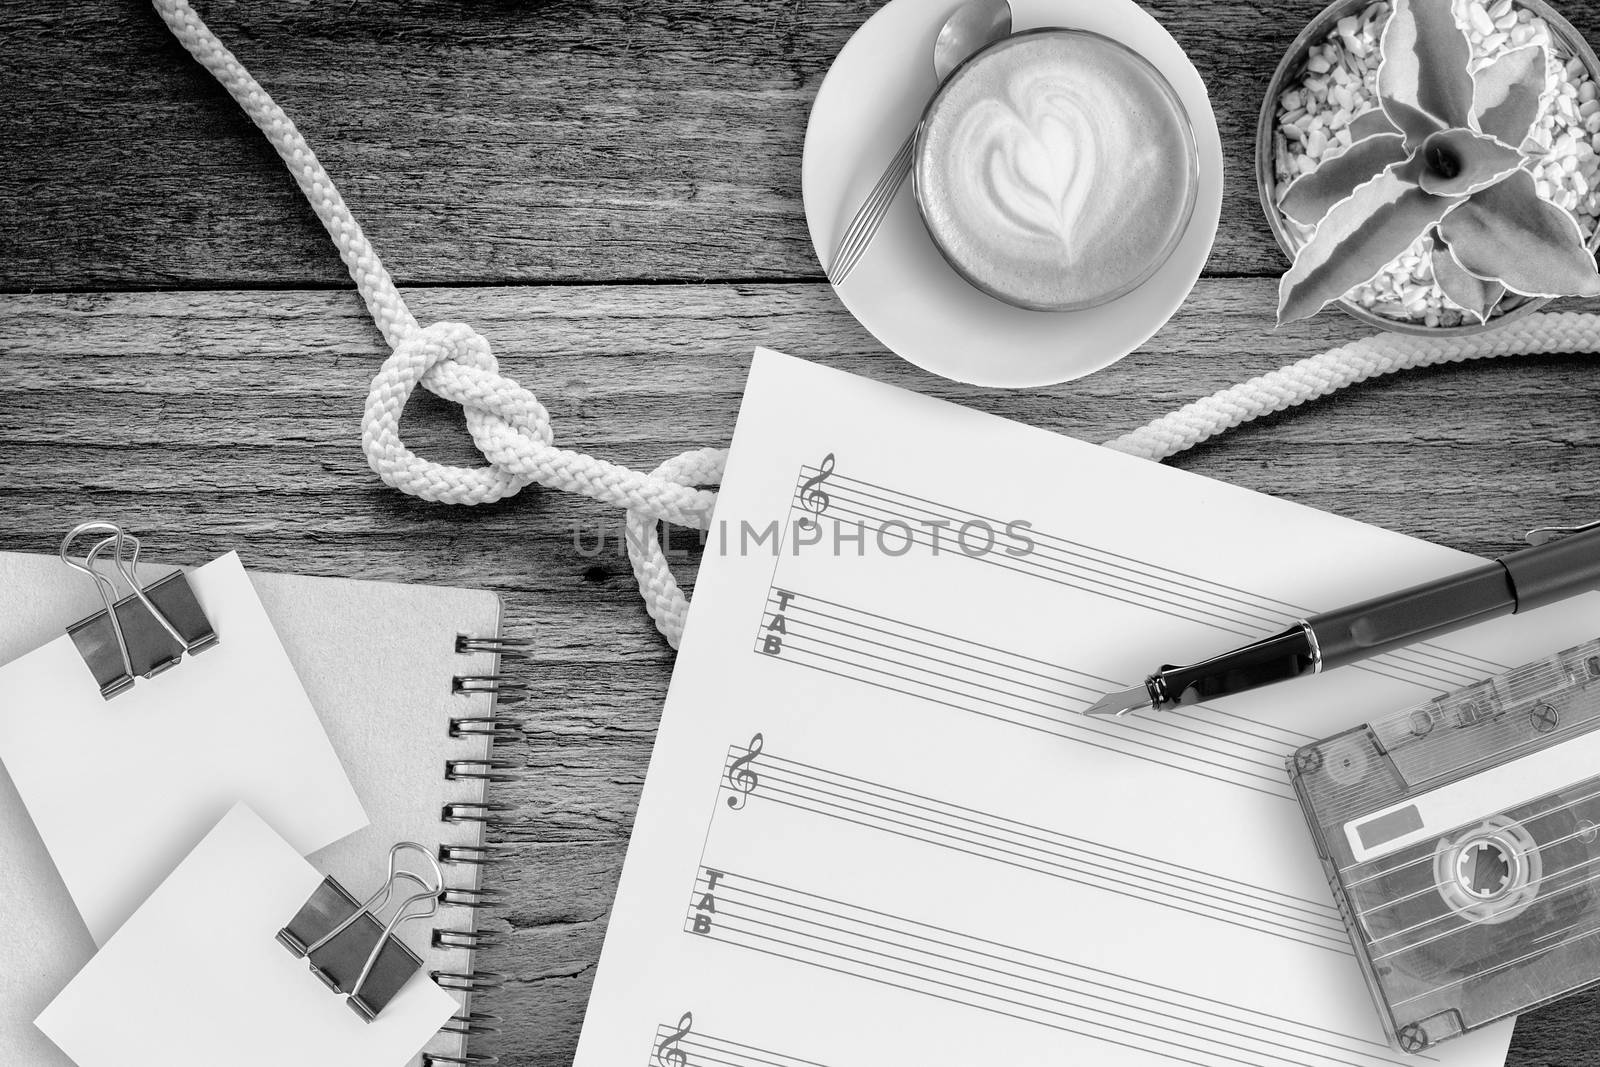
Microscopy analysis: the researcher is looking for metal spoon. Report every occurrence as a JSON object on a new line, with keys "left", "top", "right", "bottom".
{"left": 827, "top": 0, "right": 1013, "bottom": 286}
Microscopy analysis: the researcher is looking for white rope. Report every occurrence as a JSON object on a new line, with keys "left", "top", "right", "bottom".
{"left": 1102, "top": 314, "right": 1600, "bottom": 461}
{"left": 153, "top": 0, "right": 724, "bottom": 648}
{"left": 152, "top": 0, "right": 1600, "bottom": 648}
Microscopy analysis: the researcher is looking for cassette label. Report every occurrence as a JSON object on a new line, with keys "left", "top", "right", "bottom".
{"left": 1344, "top": 724, "right": 1600, "bottom": 862}
{"left": 1352, "top": 805, "right": 1423, "bottom": 852}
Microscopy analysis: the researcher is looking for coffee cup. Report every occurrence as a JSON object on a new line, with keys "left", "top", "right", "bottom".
{"left": 913, "top": 29, "right": 1199, "bottom": 312}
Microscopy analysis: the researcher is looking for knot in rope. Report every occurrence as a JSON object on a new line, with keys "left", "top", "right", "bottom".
{"left": 359, "top": 320, "right": 727, "bottom": 646}
{"left": 362, "top": 321, "right": 549, "bottom": 504}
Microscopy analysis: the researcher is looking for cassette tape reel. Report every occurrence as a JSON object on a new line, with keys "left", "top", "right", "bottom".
{"left": 1290, "top": 639, "right": 1600, "bottom": 1052}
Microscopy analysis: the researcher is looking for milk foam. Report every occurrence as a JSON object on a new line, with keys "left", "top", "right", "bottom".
{"left": 916, "top": 32, "right": 1197, "bottom": 310}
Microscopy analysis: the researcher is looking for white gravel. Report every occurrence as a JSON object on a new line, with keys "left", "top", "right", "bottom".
{"left": 1272, "top": 0, "right": 1600, "bottom": 327}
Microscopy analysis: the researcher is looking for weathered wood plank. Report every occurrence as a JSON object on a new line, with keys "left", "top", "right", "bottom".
{"left": 4, "top": 280, "right": 1599, "bottom": 1064}
{"left": 18, "top": 0, "right": 1594, "bottom": 288}
{"left": 3, "top": 280, "right": 1596, "bottom": 557}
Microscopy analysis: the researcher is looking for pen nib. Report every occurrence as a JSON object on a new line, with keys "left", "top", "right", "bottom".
{"left": 1082, "top": 684, "right": 1155, "bottom": 718}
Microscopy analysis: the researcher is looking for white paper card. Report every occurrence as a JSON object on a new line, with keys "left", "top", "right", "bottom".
{"left": 572, "top": 350, "right": 1600, "bottom": 1067}
{"left": 0, "top": 552, "right": 367, "bottom": 944}
{"left": 37, "top": 803, "right": 457, "bottom": 1066}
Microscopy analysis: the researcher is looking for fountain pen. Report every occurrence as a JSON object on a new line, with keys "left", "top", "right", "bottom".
{"left": 1084, "top": 521, "right": 1600, "bottom": 717}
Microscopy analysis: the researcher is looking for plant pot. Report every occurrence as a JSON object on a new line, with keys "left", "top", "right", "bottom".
{"left": 1255, "top": 0, "right": 1600, "bottom": 334}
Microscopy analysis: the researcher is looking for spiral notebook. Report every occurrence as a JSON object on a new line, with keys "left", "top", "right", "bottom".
{"left": 0, "top": 550, "right": 513, "bottom": 1067}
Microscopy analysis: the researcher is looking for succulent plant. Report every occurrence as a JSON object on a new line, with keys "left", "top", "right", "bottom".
{"left": 1277, "top": 0, "right": 1600, "bottom": 325}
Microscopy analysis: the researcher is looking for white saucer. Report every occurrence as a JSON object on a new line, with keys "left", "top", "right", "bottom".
{"left": 802, "top": 0, "right": 1224, "bottom": 388}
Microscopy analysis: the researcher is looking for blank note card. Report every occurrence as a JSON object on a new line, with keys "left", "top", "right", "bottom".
{"left": 0, "top": 552, "right": 366, "bottom": 944}
{"left": 37, "top": 803, "right": 457, "bottom": 1067}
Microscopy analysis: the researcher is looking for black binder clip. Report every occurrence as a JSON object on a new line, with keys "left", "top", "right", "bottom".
{"left": 60, "top": 522, "right": 219, "bottom": 700}
{"left": 277, "top": 843, "right": 443, "bottom": 1022}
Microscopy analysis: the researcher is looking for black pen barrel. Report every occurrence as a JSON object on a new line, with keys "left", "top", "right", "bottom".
{"left": 1501, "top": 525, "right": 1600, "bottom": 611}
{"left": 1311, "top": 525, "right": 1600, "bottom": 670}
{"left": 1310, "top": 565, "right": 1516, "bottom": 670}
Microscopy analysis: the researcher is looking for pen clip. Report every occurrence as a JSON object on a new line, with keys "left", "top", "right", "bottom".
{"left": 1525, "top": 519, "right": 1600, "bottom": 546}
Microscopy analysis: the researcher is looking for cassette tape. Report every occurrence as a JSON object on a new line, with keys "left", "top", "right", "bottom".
{"left": 1289, "top": 637, "right": 1600, "bottom": 1052}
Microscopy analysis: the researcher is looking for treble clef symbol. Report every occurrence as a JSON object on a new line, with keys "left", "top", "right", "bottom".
{"left": 725, "top": 733, "right": 764, "bottom": 809}
{"left": 655, "top": 1011, "right": 693, "bottom": 1067}
{"left": 797, "top": 453, "right": 836, "bottom": 530}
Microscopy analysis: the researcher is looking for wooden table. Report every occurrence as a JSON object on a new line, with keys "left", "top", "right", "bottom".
{"left": 3, "top": 1, "right": 1598, "bottom": 1062}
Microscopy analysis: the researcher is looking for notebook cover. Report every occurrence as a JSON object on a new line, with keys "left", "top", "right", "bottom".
{"left": 0, "top": 552, "right": 503, "bottom": 1067}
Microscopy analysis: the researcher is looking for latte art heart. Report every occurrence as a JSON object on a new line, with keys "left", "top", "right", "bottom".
{"left": 915, "top": 31, "right": 1198, "bottom": 311}
{"left": 968, "top": 81, "right": 1130, "bottom": 257}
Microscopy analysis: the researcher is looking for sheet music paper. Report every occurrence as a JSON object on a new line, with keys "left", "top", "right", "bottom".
{"left": 36, "top": 803, "right": 457, "bottom": 1067}
{"left": 0, "top": 552, "right": 366, "bottom": 944}
{"left": 573, "top": 350, "right": 1600, "bottom": 1067}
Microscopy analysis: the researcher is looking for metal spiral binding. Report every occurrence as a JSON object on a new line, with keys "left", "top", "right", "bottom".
{"left": 439, "top": 885, "right": 505, "bottom": 909}
{"left": 439, "top": 843, "right": 505, "bottom": 866}
{"left": 424, "top": 630, "right": 525, "bottom": 1067}
{"left": 455, "top": 635, "right": 531, "bottom": 655}
{"left": 440, "top": 801, "right": 515, "bottom": 827}
{"left": 423, "top": 1053, "right": 502, "bottom": 1066}
{"left": 445, "top": 758, "right": 520, "bottom": 783}
{"left": 441, "top": 1013, "right": 503, "bottom": 1038}
{"left": 452, "top": 675, "right": 529, "bottom": 696}
{"left": 433, "top": 969, "right": 508, "bottom": 994}
{"left": 434, "top": 927, "right": 503, "bottom": 951}
{"left": 449, "top": 716, "right": 522, "bottom": 742}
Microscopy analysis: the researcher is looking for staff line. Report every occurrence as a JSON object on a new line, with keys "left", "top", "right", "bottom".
{"left": 663, "top": 1030, "right": 830, "bottom": 1067}
{"left": 765, "top": 612, "right": 1292, "bottom": 768}
{"left": 732, "top": 747, "right": 1338, "bottom": 915}
{"left": 798, "top": 476, "right": 1299, "bottom": 626}
{"left": 761, "top": 630, "right": 1291, "bottom": 787}
{"left": 742, "top": 751, "right": 1344, "bottom": 927}
{"left": 694, "top": 917, "right": 1219, "bottom": 1067}
{"left": 693, "top": 881, "right": 1400, "bottom": 1067}
{"left": 739, "top": 781, "right": 1351, "bottom": 952}
{"left": 810, "top": 489, "right": 1295, "bottom": 638}
{"left": 797, "top": 467, "right": 1505, "bottom": 681}
{"left": 769, "top": 599, "right": 1299, "bottom": 754}
{"left": 698, "top": 869, "right": 1411, "bottom": 1057}
{"left": 751, "top": 641, "right": 1295, "bottom": 801}
{"left": 764, "top": 588, "right": 1316, "bottom": 743}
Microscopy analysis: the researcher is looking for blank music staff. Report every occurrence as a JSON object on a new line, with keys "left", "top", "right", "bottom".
{"left": 714, "top": 742, "right": 1351, "bottom": 954}
{"left": 647, "top": 1013, "right": 832, "bottom": 1067}
{"left": 683, "top": 869, "right": 1426, "bottom": 1067}
{"left": 756, "top": 588, "right": 1303, "bottom": 800}
{"left": 781, "top": 462, "right": 1505, "bottom": 695}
